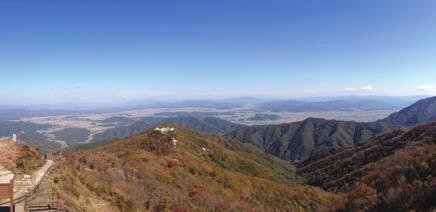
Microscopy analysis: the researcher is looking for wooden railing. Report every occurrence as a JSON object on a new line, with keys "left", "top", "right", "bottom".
{"left": 24, "top": 189, "right": 87, "bottom": 212}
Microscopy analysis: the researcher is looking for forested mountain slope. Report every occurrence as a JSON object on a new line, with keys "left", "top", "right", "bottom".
{"left": 298, "top": 122, "right": 436, "bottom": 211}
{"left": 232, "top": 118, "right": 396, "bottom": 160}
{"left": 50, "top": 126, "right": 340, "bottom": 211}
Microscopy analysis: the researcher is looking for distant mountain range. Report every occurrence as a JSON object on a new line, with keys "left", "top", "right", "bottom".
{"left": 258, "top": 99, "right": 400, "bottom": 112}
{"left": 139, "top": 96, "right": 425, "bottom": 112}
{"left": 296, "top": 95, "right": 425, "bottom": 107}
{"left": 0, "top": 96, "right": 426, "bottom": 119}
{"left": 138, "top": 97, "right": 263, "bottom": 109}
{"left": 0, "top": 107, "right": 80, "bottom": 120}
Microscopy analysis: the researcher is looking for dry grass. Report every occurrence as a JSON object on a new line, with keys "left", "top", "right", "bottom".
{"left": 0, "top": 140, "right": 45, "bottom": 175}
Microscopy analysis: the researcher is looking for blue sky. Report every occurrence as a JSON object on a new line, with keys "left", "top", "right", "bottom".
{"left": 1, "top": 0, "right": 436, "bottom": 104}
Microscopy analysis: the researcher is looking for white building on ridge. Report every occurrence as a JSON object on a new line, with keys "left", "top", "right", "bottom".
{"left": 154, "top": 127, "right": 175, "bottom": 134}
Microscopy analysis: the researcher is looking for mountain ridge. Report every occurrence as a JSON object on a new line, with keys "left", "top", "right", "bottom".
{"left": 92, "top": 116, "right": 244, "bottom": 143}
{"left": 231, "top": 117, "right": 397, "bottom": 160}
{"left": 379, "top": 96, "right": 436, "bottom": 127}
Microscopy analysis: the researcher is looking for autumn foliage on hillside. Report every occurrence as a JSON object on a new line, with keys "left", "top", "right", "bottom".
{"left": 0, "top": 140, "right": 44, "bottom": 174}
{"left": 298, "top": 123, "right": 436, "bottom": 211}
{"left": 50, "top": 126, "right": 342, "bottom": 211}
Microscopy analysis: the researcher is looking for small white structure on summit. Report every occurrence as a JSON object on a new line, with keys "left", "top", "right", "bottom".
{"left": 154, "top": 127, "right": 178, "bottom": 148}
{"left": 172, "top": 138, "right": 178, "bottom": 148}
{"left": 154, "top": 127, "right": 175, "bottom": 134}
{"left": 12, "top": 134, "right": 17, "bottom": 142}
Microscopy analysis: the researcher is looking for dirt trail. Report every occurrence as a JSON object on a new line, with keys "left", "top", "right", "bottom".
{"left": 12, "top": 160, "right": 53, "bottom": 212}
{"left": 13, "top": 160, "right": 54, "bottom": 199}
{"left": 0, "top": 160, "right": 53, "bottom": 211}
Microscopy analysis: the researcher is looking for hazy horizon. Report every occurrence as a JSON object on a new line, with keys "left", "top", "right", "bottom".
{"left": 0, "top": 95, "right": 429, "bottom": 110}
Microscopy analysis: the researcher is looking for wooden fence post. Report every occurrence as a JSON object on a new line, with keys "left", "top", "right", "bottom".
{"left": 51, "top": 190, "right": 55, "bottom": 209}
{"left": 24, "top": 193, "right": 28, "bottom": 212}
{"left": 9, "top": 179, "right": 14, "bottom": 212}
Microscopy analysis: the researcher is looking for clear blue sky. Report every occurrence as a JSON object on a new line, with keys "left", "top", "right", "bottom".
{"left": 1, "top": 0, "right": 435, "bottom": 104}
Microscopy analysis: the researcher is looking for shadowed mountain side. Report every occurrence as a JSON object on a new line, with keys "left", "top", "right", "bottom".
{"left": 297, "top": 122, "right": 436, "bottom": 211}
{"left": 232, "top": 118, "right": 397, "bottom": 160}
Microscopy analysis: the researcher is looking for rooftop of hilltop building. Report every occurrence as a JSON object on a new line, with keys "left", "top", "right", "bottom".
{"left": 154, "top": 127, "right": 175, "bottom": 134}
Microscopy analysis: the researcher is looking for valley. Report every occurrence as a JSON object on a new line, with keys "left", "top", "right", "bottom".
{"left": 17, "top": 107, "right": 398, "bottom": 147}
